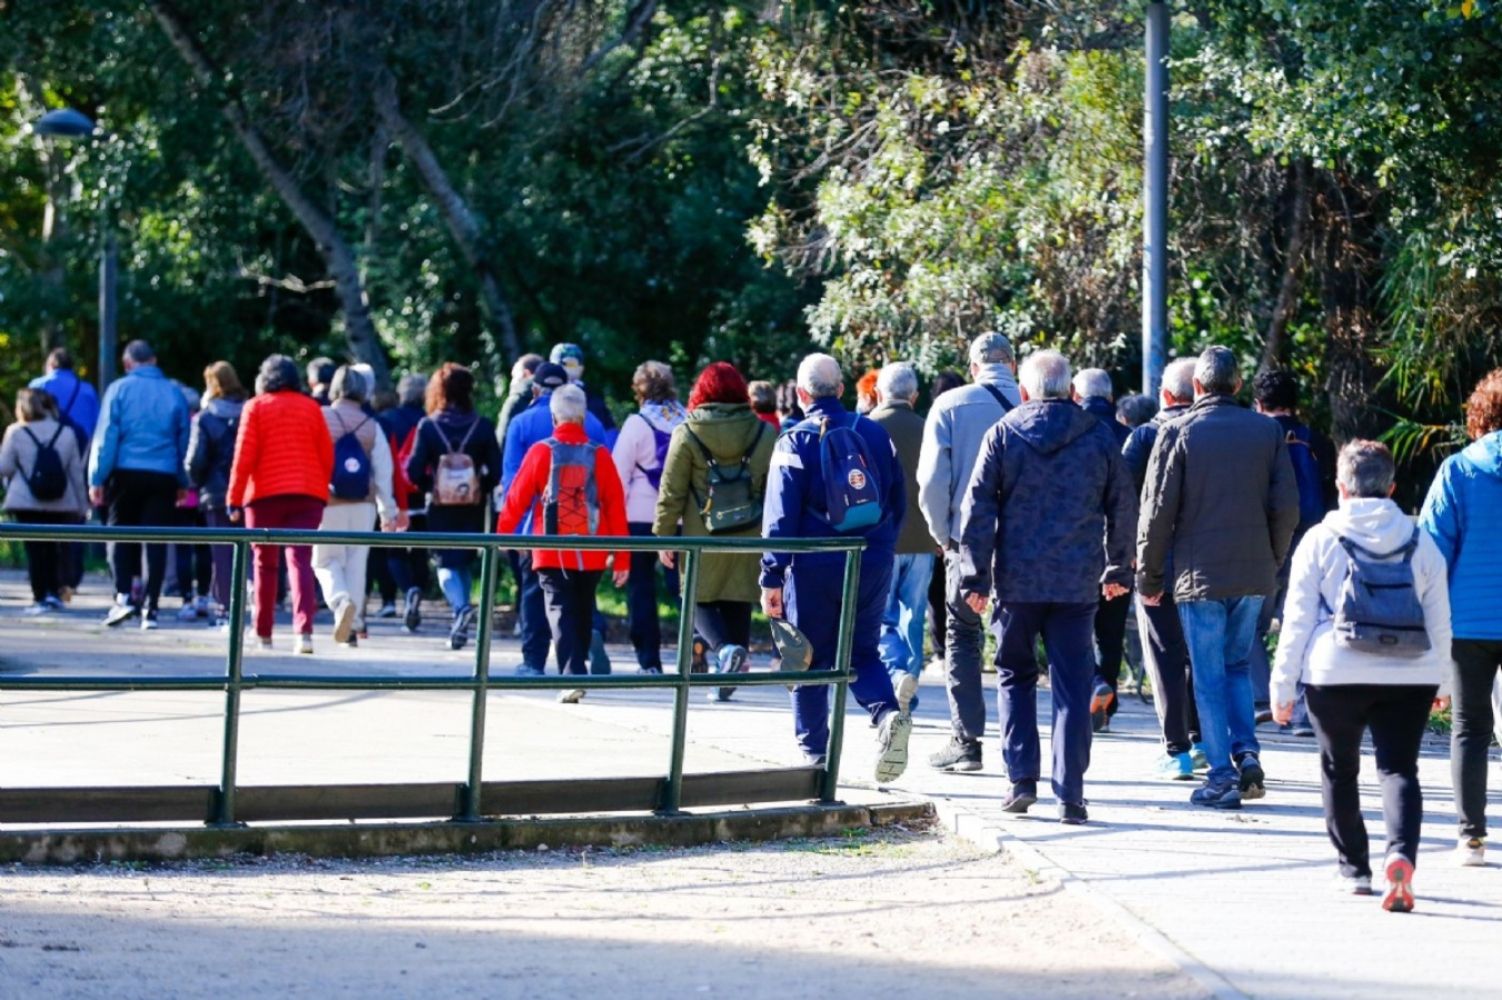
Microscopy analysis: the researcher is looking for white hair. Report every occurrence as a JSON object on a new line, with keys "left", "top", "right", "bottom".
{"left": 1162, "top": 358, "right": 1197, "bottom": 404}
{"left": 549, "top": 384, "right": 588, "bottom": 424}
{"left": 1071, "top": 368, "right": 1113, "bottom": 402}
{"left": 796, "top": 353, "right": 843, "bottom": 400}
{"left": 968, "top": 332, "right": 1015, "bottom": 367}
{"left": 876, "top": 362, "right": 919, "bottom": 403}
{"left": 1019, "top": 350, "right": 1073, "bottom": 400}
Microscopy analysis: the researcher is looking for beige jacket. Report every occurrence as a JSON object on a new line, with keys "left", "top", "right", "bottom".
{"left": 0, "top": 418, "right": 89, "bottom": 515}
{"left": 322, "top": 400, "right": 397, "bottom": 521}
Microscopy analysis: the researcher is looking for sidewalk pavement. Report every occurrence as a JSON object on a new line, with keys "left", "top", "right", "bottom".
{"left": 2, "top": 570, "right": 1500, "bottom": 998}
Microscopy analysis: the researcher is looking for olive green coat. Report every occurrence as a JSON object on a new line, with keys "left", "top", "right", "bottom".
{"left": 652, "top": 403, "right": 776, "bottom": 604}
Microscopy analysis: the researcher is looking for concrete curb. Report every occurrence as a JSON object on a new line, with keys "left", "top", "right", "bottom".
{"left": 930, "top": 796, "right": 1249, "bottom": 1000}
{"left": 0, "top": 799, "right": 935, "bottom": 865}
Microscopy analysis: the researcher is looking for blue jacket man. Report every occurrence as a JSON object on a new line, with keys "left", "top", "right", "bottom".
{"left": 760, "top": 353, "right": 911, "bottom": 784}
{"left": 959, "top": 350, "right": 1136, "bottom": 823}
{"left": 31, "top": 348, "right": 100, "bottom": 446}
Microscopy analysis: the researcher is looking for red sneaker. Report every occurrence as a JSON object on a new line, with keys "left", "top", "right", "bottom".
{"left": 1382, "top": 855, "right": 1415, "bottom": 913}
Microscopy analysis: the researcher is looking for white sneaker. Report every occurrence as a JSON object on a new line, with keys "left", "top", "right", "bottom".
{"left": 295, "top": 634, "right": 314, "bottom": 655}
{"left": 894, "top": 673, "right": 919, "bottom": 717}
{"left": 558, "top": 689, "right": 586, "bottom": 704}
{"left": 874, "top": 711, "right": 912, "bottom": 784}
{"left": 22, "top": 602, "right": 49, "bottom": 617}
{"left": 1334, "top": 871, "right": 1373, "bottom": 895}
{"left": 331, "top": 597, "right": 356, "bottom": 645}
{"left": 1458, "top": 837, "right": 1486, "bottom": 867}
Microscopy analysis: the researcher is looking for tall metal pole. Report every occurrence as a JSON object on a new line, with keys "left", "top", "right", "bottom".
{"left": 98, "top": 230, "right": 118, "bottom": 394}
{"left": 1142, "top": 2, "right": 1170, "bottom": 397}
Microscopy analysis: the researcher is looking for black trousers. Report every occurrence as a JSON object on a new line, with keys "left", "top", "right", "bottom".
{"left": 172, "top": 506, "right": 211, "bottom": 600}
{"left": 694, "top": 600, "right": 752, "bottom": 657}
{"left": 538, "top": 568, "right": 602, "bottom": 677}
{"left": 105, "top": 470, "right": 178, "bottom": 611}
{"left": 12, "top": 510, "right": 80, "bottom": 602}
{"left": 387, "top": 512, "right": 431, "bottom": 593}
{"left": 1093, "top": 588, "right": 1132, "bottom": 716}
{"left": 927, "top": 549, "right": 947, "bottom": 659}
{"left": 1306, "top": 683, "right": 1436, "bottom": 878}
{"left": 1137, "top": 593, "right": 1201, "bottom": 754}
{"left": 1452, "top": 639, "right": 1502, "bottom": 838}
{"left": 626, "top": 522, "right": 679, "bottom": 671}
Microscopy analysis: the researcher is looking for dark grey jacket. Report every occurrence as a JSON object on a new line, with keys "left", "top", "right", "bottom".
{"left": 1136, "top": 394, "right": 1300, "bottom": 602}
{"left": 870, "top": 399, "right": 931, "bottom": 555}
{"left": 959, "top": 399, "right": 1136, "bottom": 605}
{"left": 1122, "top": 402, "right": 1189, "bottom": 496}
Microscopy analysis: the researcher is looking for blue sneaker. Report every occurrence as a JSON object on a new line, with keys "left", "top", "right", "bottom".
{"left": 1189, "top": 743, "right": 1209, "bottom": 771}
{"left": 1190, "top": 780, "right": 1242, "bottom": 810}
{"left": 514, "top": 664, "right": 545, "bottom": 678}
{"left": 710, "top": 644, "right": 749, "bottom": 703}
{"left": 1155, "top": 752, "right": 1196, "bottom": 781}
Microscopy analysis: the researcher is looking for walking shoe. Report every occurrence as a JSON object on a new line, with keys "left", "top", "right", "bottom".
{"left": 1059, "top": 801, "right": 1089, "bottom": 826}
{"left": 177, "top": 600, "right": 200, "bottom": 622}
{"left": 375, "top": 602, "right": 397, "bottom": 619}
{"left": 295, "top": 634, "right": 314, "bottom": 655}
{"left": 804, "top": 753, "right": 828, "bottom": 768}
{"left": 1190, "top": 780, "right": 1242, "bottom": 810}
{"left": 1383, "top": 855, "right": 1416, "bottom": 913}
{"left": 1190, "top": 742, "right": 1209, "bottom": 771}
{"left": 57, "top": 585, "right": 74, "bottom": 605}
{"left": 894, "top": 672, "right": 919, "bottom": 717}
{"left": 256, "top": 638, "right": 274, "bottom": 653}
{"left": 103, "top": 597, "right": 140, "bottom": 628}
{"left": 1457, "top": 837, "right": 1486, "bottom": 867}
{"left": 712, "top": 644, "right": 749, "bottom": 702}
{"left": 1293, "top": 725, "right": 1315, "bottom": 738}
{"left": 139, "top": 610, "right": 159, "bottom": 631}
{"left": 22, "top": 602, "right": 50, "bottom": 617}
{"left": 403, "top": 587, "right": 423, "bottom": 633}
{"left": 557, "top": 688, "right": 586, "bottom": 704}
{"left": 331, "top": 597, "right": 356, "bottom": 645}
{"left": 1237, "top": 754, "right": 1267, "bottom": 801}
{"left": 873, "top": 710, "right": 912, "bottom": 784}
{"left": 448, "top": 606, "right": 475, "bottom": 651}
{"left": 1154, "top": 752, "right": 1196, "bottom": 782}
{"left": 1334, "top": 872, "right": 1374, "bottom": 896}
{"left": 929, "top": 737, "right": 983, "bottom": 773}
{"left": 341, "top": 634, "right": 359, "bottom": 649}
{"left": 691, "top": 638, "right": 709, "bottom": 673}
{"left": 514, "top": 664, "right": 546, "bottom": 677}
{"left": 43, "top": 594, "right": 65, "bottom": 612}
{"left": 1090, "top": 680, "right": 1115, "bottom": 733}
{"left": 1001, "top": 782, "right": 1038, "bottom": 814}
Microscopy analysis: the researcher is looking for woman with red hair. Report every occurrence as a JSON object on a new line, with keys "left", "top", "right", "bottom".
{"left": 653, "top": 362, "right": 776, "bottom": 700}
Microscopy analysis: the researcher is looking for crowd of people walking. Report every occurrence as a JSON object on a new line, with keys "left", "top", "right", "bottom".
{"left": 3, "top": 334, "right": 1500, "bottom": 917}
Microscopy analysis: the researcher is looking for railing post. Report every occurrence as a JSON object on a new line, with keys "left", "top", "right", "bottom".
{"left": 660, "top": 549, "right": 700, "bottom": 815}
{"left": 459, "top": 544, "right": 500, "bottom": 822}
{"left": 212, "top": 538, "right": 250, "bottom": 826}
{"left": 819, "top": 547, "right": 862, "bottom": 804}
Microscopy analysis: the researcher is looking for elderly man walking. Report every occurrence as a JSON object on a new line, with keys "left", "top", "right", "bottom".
{"left": 761, "top": 353, "right": 911, "bottom": 783}
{"left": 917, "top": 332, "right": 1022, "bottom": 772}
{"left": 1138, "top": 346, "right": 1300, "bottom": 809}
{"left": 958, "top": 350, "right": 1136, "bottom": 824}
{"left": 871, "top": 362, "right": 931, "bottom": 714}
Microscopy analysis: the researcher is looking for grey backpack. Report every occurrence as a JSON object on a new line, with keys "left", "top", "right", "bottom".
{"left": 1327, "top": 526, "right": 1431, "bottom": 658}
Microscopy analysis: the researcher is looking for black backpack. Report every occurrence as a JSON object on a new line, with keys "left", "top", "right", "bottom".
{"left": 22, "top": 424, "right": 69, "bottom": 502}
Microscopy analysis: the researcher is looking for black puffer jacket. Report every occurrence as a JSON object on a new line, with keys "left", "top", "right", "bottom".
{"left": 186, "top": 397, "right": 245, "bottom": 511}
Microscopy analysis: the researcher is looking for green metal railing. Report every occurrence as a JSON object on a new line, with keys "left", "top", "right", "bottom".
{"left": 0, "top": 524, "right": 864, "bottom": 828}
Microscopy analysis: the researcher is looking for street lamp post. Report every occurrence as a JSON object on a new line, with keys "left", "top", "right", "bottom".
{"left": 1142, "top": 2, "right": 1170, "bottom": 397}
{"left": 33, "top": 108, "right": 118, "bottom": 394}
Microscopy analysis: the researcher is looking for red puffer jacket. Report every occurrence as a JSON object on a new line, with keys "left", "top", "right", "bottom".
{"left": 495, "top": 421, "right": 628, "bottom": 571}
{"left": 227, "top": 390, "right": 333, "bottom": 507}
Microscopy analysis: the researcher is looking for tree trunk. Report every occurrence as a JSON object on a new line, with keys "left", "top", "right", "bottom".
{"left": 1315, "top": 175, "right": 1383, "bottom": 445}
{"left": 1260, "top": 158, "right": 1312, "bottom": 373}
{"left": 149, "top": 0, "right": 390, "bottom": 386}
{"left": 20, "top": 75, "right": 68, "bottom": 357}
{"left": 373, "top": 72, "right": 521, "bottom": 378}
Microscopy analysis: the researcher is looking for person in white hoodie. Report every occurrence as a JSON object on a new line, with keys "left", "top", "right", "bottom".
{"left": 1271, "top": 440, "right": 1451, "bottom": 913}
{"left": 611, "top": 361, "right": 686, "bottom": 674}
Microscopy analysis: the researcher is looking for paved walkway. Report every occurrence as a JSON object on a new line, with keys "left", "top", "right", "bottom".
{"left": 2, "top": 571, "right": 1500, "bottom": 998}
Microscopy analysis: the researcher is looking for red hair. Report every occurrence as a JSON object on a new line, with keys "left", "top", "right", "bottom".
{"left": 687, "top": 362, "right": 749, "bottom": 411}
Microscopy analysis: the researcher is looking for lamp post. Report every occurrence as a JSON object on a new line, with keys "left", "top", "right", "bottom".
{"left": 1142, "top": 2, "right": 1169, "bottom": 397}
{"left": 33, "top": 108, "right": 118, "bottom": 395}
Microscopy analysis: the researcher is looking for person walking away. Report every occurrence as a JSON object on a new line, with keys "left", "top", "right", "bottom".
{"left": 550, "top": 343, "right": 617, "bottom": 445}
{"left": 496, "top": 354, "right": 545, "bottom": 458}
{"left": 654, "top": 362, "right": 775, "bottom": 700}
{"left": 916, "top": 332, "right": 1022, "bottom": 773}
{"left": 502, "top": 362, "right": 607, "bottom": 672}
{"left": 761, "top": 353, "right": 911, "bottom": 783}
{"left": 1419, "top": 367, "right": 1502, "bottom": 867}
{"left": 226, "top": 355, "right": 332, "bottom": 653}
{"left": 924, "top": 370, "right": 965, "bottom": 673}
{"left": 871, "top": 362, "right": 932, "bottom": 716}
{"left": 855, "top": 369, "right": 880, "bottom": 415}
{"left": 186, "top": 361, "right": 247, "bottom": 629}
{"left": 1073, "top": 367, "right": 1133, "bottom": 733}
{"left": 31, "top": 347, "right": 100, "bottom": 600}
{"left": 1250, "top": 368, "right": 1337, "bottom": 735}
{"left": 170, "top": 382, "right": 212, "bottom": 621}
{"left": 379, "top": 373, "right": 431, "bottom": 631}
{"left": 747, "top": 380, "right": 782, "bottom": 432}
{"left": 1121, "top": 358, "right": 1204, "bottom": 780}
{"left": 88, "top": 340, "right": 191, "bottom": 630}
{"left": 1271, "top": 441, "right": 1451, "bottom": 910}
{"left": 313, "top": 366, "right": 404, "bottom": 648}
{"left": 306, "top": 357, "right": 336, "bottom": 407}
{"left": 1138, "top": 346, "right": 1300, "bottom": 809}
{"left": 497, "top": 385, "right": 629, "bottom": 702}
{"left": 406, "top": 363, "right": 501, "bottom": 651}
{"left": 0, "top": 389, "right": 89, "bottom": 613}
{"left": 960, "top": 351, "right": 1136, "bottom": 824}
{"left": 1115, "top": 394, "right": 1158, "bottom": 430}
{"left": 611, "top": 361, "right": 686, "bottom": 674}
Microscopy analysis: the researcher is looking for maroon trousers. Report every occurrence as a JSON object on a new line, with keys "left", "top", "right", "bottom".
{"left": 245, "top": 494, "right": 325, "bottom": 639}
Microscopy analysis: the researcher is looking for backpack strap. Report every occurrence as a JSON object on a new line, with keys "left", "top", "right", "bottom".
{"left": 1333, "top": 527, "right": 1422, "bottom": 563}
{"left": 454, "top": 415, "right": 480, "bottom": 453}
{"left": 981, "top": 383, "right": 1014, "bottom": 413}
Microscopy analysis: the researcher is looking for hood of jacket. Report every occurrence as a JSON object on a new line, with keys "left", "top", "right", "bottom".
{"left": 1080, "top": 395, "right": 1116, "bottom": 425}
{"left": 685, "top": 403, "right": 765, "bottom": 461}
{"left": 1459, "top": 431, "right": 1502, "bottom": 477}
{"left": 640, "top": 399, "right": 687, "bottom": 432}
{"left": 1006, "top": 398, "right": 1103, "bottom": 455}
{"left": 204, "top": 397, "right": 244, "bottom": 421}
{"left": 1151, "top": 402, "right": 1190, "bottom": 428}
{"left": 1322, "top": 497, "right": 1414, "bottom": 554}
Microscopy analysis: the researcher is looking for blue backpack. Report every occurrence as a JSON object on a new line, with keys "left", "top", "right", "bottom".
{"left": 816, "top": 414, "right": 883, "bottom": 533}
{"left": 1284, "top": 426, "right": 1326, "bottom": 528}
{"left": 330, "top": 413, "right": 373, "bottom": 501}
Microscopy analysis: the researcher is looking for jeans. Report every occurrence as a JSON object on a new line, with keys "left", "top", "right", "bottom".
{"left": 11, "top": 510, "right": 80, "bottom": 602}
{"left": 203, "top": 508, "right": 236, "bottom": 611}
{"left": 170, "top": 506, "right": 211, "bottom": 601}
{"left": 994, "top": 601, "right": 1098, "bottom": 805}
{"left": 1306, "top": 683, "right": 1436, "bottom": 878}
{"left": 1178, "top": 596, "right": 1264, "bottom": 786}
{"left": 438, "top": 565, "right": 473, "bottom": 613}
{"left": 312, "top": 501, "right": 376, "bottom": 630}
{"left": 942, "top": 548, "right": 987, "bottom": 743}
{"left": 1136, "top": 593, "right": 1200, "bottom": 755}
{"left": 626, "top": 522, "right": 679, "bottom": 671}
{"left": 1092, "top": 588, "right": 1132, "bottom": 716}
{"left": 1451, "top": 639, "right": 1502, "bottom": 838}
{"left": 105, "top": 469, "right": 178, "bottom": 612}
{"left": 694, "top": 600, "right": 752, "bottom": 656}
{"left": 1249, "top": 526, "right": 1309, "bottom": 724}
{"left": 879, "top": 552, "right": 934, "bottom": 687}
{"left": 245, "top": 494, "right": 325, "bottom": 639}
{"left": 514, "top": 551, "right": 551, "bottom": 671}
{"left": 538, "top": 568, "right": 602, "bottom": 676}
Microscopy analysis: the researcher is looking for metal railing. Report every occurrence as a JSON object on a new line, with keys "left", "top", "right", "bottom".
{"left": 0, "top": 524, "right": 864, "bottom": 828}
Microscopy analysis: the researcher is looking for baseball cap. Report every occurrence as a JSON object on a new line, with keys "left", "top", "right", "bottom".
{"left": 770, "top": 618, "right": 814, "bottom": 689}
{"left": 550, "top": 343, "right": 585, "bottom": 378}
{"left": 533, "top": 362, "right": 569, "bottom": 390}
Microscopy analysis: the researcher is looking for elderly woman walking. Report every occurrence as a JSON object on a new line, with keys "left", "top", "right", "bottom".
{"left": 0, "top": 388, "right": 90, "bottom": 614}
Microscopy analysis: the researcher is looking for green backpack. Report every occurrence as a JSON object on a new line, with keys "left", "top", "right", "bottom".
{"left": 686, "top": 423, "right": 767, "bottom": 534}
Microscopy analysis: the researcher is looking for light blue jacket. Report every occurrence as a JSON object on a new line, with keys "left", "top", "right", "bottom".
{"left": 916, "top": 364, "right": 1022, "bottom": 545}
{"left": 88, "top": 365, "right": 191, "bottom": 488}
{"left": 30, "top": 368, "right": 100, "bottom": 441}
{"left": 1419, "top": 431, "right": 1502, "bottom": 640}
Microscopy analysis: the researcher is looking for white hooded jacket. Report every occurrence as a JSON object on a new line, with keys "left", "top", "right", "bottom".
{"left": 1270, "top": 497, "right": 1452, "bottom": 707}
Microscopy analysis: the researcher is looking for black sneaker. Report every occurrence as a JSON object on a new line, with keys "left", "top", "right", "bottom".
{"left": 403, "top": 587, "right": 423, "bottom": 634}
{"left": 103, "top": 599, "right": 140, "bottom": 628}
{"left": 928, "top": 737, "right": 983, "bottom": 773}
{"left": 1237, "top": 754, "right": 1267, "bottom": 801}
{"left": 1059, "top": 801, "right": 1089, "bottom": 825}
{"left": 1191, "top": 780, "right": 1243, "bottom": 810}
{"left": 448, "top": 606, "right": 475, "bottom": 651}
{"left": 1090, "top": 680, "right": 1115, "bottom": 733}
{"left": 1002, "top": 782, "right": 1038, "bottom": 814}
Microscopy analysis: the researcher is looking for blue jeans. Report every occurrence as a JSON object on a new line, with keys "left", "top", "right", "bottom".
{"left": 879, "top": 552, "right": 934, "bottom": 691}
{"left": 1178, "top": 596, "right": 1264, "bottom": 786}
{"left": 438, "top": 565, "right": 473, "bottom": 613}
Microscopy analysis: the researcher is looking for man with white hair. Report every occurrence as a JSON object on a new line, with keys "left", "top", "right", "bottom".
{"left": 958, "top": 350, "right": 1137, "bottom": 824}
{"left": 870, "top": 362, "right": 931, "bottom": 712}
{"left": 761, "top": 353, "right": 912, "bottom": 783}
{"left": 916, "top": 331, "right": 1022, "bottom": 772}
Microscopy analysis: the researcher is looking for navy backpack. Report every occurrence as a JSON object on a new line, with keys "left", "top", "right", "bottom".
{"left": 816, "top": 414, "right": 883, "bottom": 533}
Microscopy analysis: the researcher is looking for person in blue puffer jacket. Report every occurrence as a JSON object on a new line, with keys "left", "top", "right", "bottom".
{"left": 1418, "top": 367, "right": 1502, "bottom": 867}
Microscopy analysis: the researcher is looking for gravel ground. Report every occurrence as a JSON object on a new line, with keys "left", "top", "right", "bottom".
{"left": 0, "top": 826, "right": 1205, "bottom": 1000}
